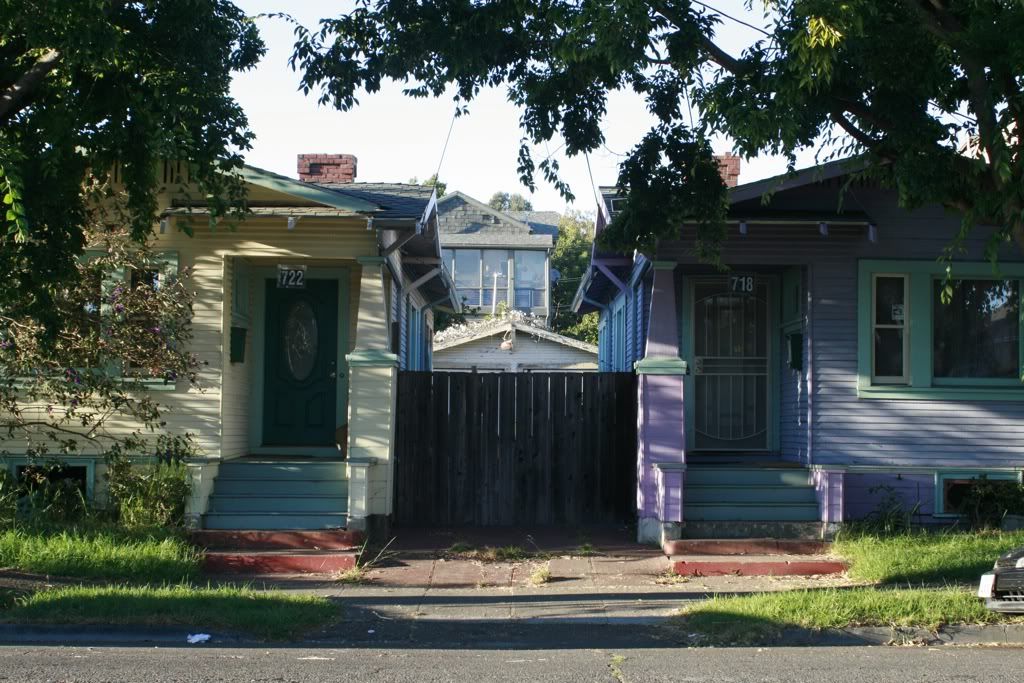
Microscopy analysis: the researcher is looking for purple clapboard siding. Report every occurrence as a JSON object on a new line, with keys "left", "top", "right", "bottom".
{"left": 655, "top": 183, "right": 1024, "bottom": 473}
{"left": 842, "top": 472, "right": 937, "bottom": 522}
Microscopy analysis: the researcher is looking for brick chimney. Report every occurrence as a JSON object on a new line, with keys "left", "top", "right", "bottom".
{"left": 297, "top": 154, "right": 357, "bottom": 184}
{"left": 715, "top": 153, "right": 741, "bottom": 187}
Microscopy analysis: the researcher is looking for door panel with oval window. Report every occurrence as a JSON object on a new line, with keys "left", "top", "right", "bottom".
{"left": 263, "top": 279, "right": 338, "bottom": 446}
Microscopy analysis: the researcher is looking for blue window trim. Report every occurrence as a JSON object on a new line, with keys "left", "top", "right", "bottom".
{"left": 3, "top": 456, "right": 97, "bottom": 501}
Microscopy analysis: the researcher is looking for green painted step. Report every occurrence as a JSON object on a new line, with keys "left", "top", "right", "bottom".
{"left": 203, "top": 512, "right": 349, "bottom": 531}
{"left": 212, "top": 478, "right": 348, "bottom": 496}
{"left": 686, "top": 468, "right": 811, "bottom": 487}
{"left": 207, "top": 495, "right": 349, "bottom": 514}
{"left": 217, "top": 461, "right": 347, "bottom": 481}
{"left": 685, "top": 485, "right": 817, "bottom": 504}
{"left": 683, "top": 502, "right": 820, "bottom": 522}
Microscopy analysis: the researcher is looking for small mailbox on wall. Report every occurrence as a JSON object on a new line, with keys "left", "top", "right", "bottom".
{"left": 787, "top": 332, "right": 803, "bottom": 371}
{"left": 230, "top": 326, "right": 247, "bottom": 364}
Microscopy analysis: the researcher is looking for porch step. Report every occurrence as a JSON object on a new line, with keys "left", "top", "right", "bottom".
{"left": 203, "top": 458, "right": 350, "bottom": 531}
{"left": 203, "top": 549, "right": 358, "bottom": 575}
{"left": 677, "top": 521, "right": 827, "bottom": 540}
{"left": 207, "top": 495, "right": 348, "bottom": 514}
{"left": 686, "top": 467, "right": 811, "bottom": 487}
{"left": 191, "top": 529, "right": 364, "bottom": 551}
{"left": 669, "top": 554, "right": 847, "bottom": 577}
{"left": 662, "top": 538, "right": 830, "bottom": 556}
{"left": 203, "top": 512, "right": 349, "bottom": 531}
{"left": 213, "top": 478, "right": 348, "bottom": 496}
{"left": 216, "top": 460, "right": 347, "bottom": 481}
{"left": 685, "top": 485, "right": 817, "bottom": 504}
{"left": 683, "top": 502, "right": 819, "bottom": 522}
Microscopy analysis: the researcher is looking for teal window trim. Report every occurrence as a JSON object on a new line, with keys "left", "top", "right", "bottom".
{"left": 933, "top": 470, "right": 1023, "bottom": 517}
{"left": 857, "top": 259, "right": 1024, "bottom": 400}
{"left": 3, "top": 456, "right": 97, "bottom": 501}
{"left": 12, "top": 251, "right": 180, "bottom": 391}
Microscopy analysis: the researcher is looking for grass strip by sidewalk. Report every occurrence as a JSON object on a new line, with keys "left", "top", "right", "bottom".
{"left": 677, "top": 587, "right": 1022, "bottom": 645}
{"left": 2, "top": 584, "right": 338, "bottom": 640}
{"left": 0, "top": 527, "right": 201, "bottom": 583}
{"left": 834, "top": 530, "right": 1024, "bottom": 585}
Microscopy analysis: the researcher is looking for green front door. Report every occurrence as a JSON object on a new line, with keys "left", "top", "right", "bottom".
{"left": 262, "top": 279, "right": 339, "bottom": 447}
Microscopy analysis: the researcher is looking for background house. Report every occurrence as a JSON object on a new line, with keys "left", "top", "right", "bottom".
{"left": 437, "top": 192, "right": 557, "bottom": 323}
{"left": 433, "top": 315, "right": 597, "bottom": 372}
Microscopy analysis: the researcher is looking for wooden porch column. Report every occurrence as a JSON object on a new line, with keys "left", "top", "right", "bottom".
{"left": 345, "top": 256, "right": 399, "bottom": 533}
{"left": 635, "top": 261, "right": 688, "bottom": 544}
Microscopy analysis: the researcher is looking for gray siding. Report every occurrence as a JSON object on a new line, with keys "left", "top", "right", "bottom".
{"left": 779, "top": 269, "right": 808, "bottom": 464}
{"left": 658, "top": 183, "right": 1024, "bottom": 468}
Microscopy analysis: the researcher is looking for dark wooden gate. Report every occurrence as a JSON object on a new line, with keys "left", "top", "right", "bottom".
{"left": 393, "top": 371, "right": 637, "bottom": 527}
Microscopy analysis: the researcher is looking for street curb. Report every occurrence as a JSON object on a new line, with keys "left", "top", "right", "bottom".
{"left": 0, "top": 624, "right": 250, "bottom": 646}
{"left": 681, "top": 623, "right": 1024, "bottom": 647}
{"left": 2, "top": 621, "right": 1023, "bottom": 648}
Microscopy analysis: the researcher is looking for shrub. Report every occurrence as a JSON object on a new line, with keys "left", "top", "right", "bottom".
{"left": 957, "top": 477, "right": 1024, "bottom": 528}
{"left": 14, "top": 462, "right": 91, "bottom": 525}
{"left": 0, "top": 468, "right": 16, "bottom": 528}
{"left": 105, "top": 435, "right": 194, "bottom": 529}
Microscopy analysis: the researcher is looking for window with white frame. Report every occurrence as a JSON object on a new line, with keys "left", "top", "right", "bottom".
{"left": 441, "top": 248, "right": 547, "bottom": 311}
{"left": 871, "top": 274, "right": 909, "bottom": 383}
{"left": 513, "top": 250, "right": 545, "bottom": 310}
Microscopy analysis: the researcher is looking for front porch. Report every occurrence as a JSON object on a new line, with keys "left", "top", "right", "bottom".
{"left": 636, "top": 262, "right": 839, "bottom": 543}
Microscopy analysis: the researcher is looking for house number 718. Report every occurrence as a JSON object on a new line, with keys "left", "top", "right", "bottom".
{"left": 730, "top": 275, "right": 754, "bottom": 293}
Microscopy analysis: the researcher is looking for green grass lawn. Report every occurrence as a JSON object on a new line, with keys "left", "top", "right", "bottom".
{"left": 2, "top": 584, "right": 338, "bottom": 640}
{"left": 678, "top": 587, "right": 1011, "bottom": 644}
{"left": 834, "top": 529, "right": 1024, "bottom": 585}
{"left": 0, "top": 526, "right": 201, "bottom": 582}
{"left": 676, "top": 529, "right": 1024, "bottom": 645}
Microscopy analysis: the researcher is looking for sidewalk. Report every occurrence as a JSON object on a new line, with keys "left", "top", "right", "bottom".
{"left": 226, "top": 529, "right": 857, "bottom": 647}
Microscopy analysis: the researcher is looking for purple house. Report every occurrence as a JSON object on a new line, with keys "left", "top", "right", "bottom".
{"left": 574, "top": 157, "right": 1024, "bottom": 543}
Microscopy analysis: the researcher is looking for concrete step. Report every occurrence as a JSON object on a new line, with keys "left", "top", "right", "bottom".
{"left": 203, "top": 549, "right": 358, "bottom": 575}
{"left": 662, "top": 538, "right": 830, "bottom": 556}
{"left": 212, "top": 478, "right": 348, "bottom": 496}
{"left": 677, "top": 521, "right": 827, "bottom": 540}
{"left": 191, "top": 529, "right": 364, "bottom": 551}
{"left": 683, "top": 502, "right": 820, "bottom": 522}
{"left": 686, "top": 467, "right": 811, "bottom": 487}
{"left": 203, "top": 511, "right": 348, "bottom": 530}
{"left": 669, "top": 554, "right": 847, "bottom": 577}
{"left": 207, "top": 495, "right": 348, "bottom": 514}
{"left": 685, "top": 485, "right": 817, "bottom": 504}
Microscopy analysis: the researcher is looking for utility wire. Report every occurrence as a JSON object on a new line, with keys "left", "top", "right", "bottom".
{"left": 692, "top": 0, "right": 771, "bottom": 37}
{"left": 433, "top": 108, "right": 458, "bottom": 182}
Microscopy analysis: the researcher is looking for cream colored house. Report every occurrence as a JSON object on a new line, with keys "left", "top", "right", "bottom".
{"left": 433, "top": 319, "right": 597, "bottom": 372}
{"left": 5, "top": 154, "right": 458, "bottom": 535}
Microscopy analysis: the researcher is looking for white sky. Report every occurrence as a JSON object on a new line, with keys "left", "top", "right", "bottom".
{"left": 230, "top": 1, "right": 821, "bottom": 214}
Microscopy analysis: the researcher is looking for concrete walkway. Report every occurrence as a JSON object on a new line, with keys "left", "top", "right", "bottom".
{"left": 230, "top": 538, "right": 856, "bottom": 646}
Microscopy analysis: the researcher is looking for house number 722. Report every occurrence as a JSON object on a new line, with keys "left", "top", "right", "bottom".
{"left": 730, "top": 275, "right": 754, "bottom": 293}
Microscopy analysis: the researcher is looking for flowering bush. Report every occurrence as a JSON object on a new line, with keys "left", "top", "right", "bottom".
{"left": 0, "top": 222, "right": 202, "bottom": 462}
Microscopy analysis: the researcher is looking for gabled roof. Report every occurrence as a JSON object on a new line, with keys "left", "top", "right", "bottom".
{"left": 317, "top": 182, "right": 436, "bottom": 222}
{"left": 506, "top": 210, "right": 561, "bottom": 238}
{"left": 433, "top": 319, "right": 597, "bottom": 355}
{"left": 239, "top": 165, "right": 379, "bottom": 213}
{"left": 437, "top": 191, "right": 554, "bottom": 249}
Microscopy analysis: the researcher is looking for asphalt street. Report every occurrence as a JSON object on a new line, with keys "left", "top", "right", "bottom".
{"left": 1, "top": 644, "right": 1023, "bottom": 682}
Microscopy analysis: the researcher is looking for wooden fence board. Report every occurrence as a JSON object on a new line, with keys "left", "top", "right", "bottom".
{"left": 394, "top": 371, "right": 637, "bottom": 527}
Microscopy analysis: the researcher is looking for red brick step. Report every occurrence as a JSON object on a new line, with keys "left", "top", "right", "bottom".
{"left": 662, "top": 538, "right": 829, "bottom": 556}
{"left": 203, "top": 549, "right": 358, "bottom": 575}
{"left": 669, "top": 554, "right": 848, "bottom": 577}
{"left": 191, "top": 529, "right": 364, "bottom": 551}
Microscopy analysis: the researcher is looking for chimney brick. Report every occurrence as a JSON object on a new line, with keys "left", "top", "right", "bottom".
{"left": 715, "top": 153, "right": 741, "bottom": 187}
{"left": 297, "top": 153, "right": 358, "bottom": 184}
